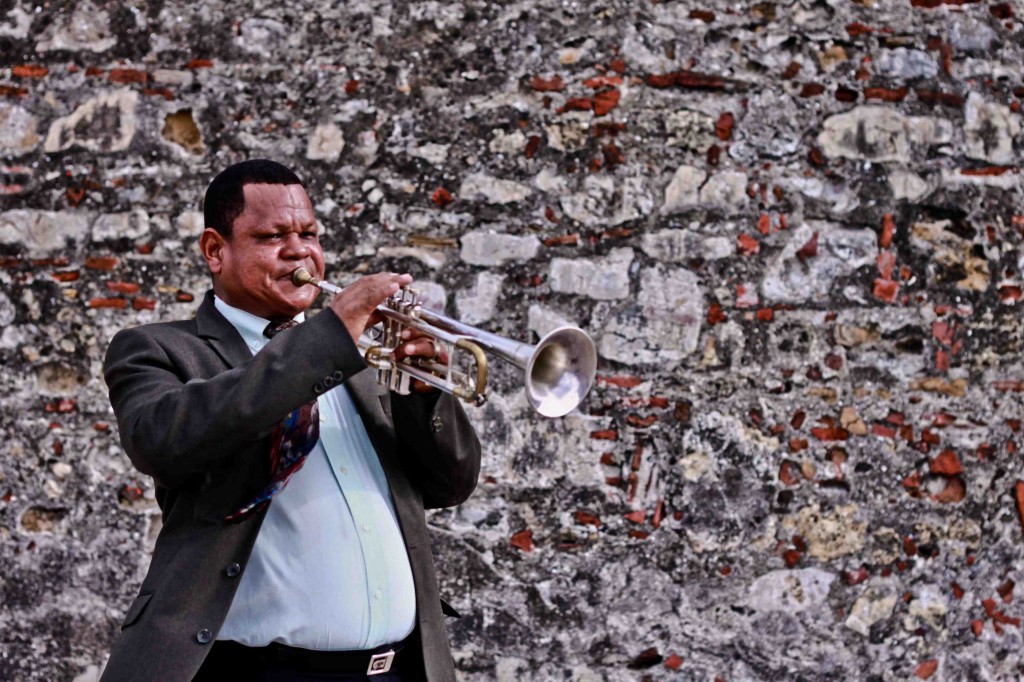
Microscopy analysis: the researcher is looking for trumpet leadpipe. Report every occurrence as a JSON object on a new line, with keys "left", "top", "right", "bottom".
{"left": 292, "top": 267, "right": 343, "bottom": 295}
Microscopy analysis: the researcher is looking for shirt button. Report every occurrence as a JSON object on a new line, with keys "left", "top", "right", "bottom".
{"left": 225, "top": 563, "right": 241, "bottom": 578}
{"left": 196, "top": 628, "right": 213, "bottom": 644}
{"left": 374, "top": 589, "right": 382, "bottom": 600}
{"left": 252, "top": 341, "right": 263, "bottom": 350}
{"left": 362, "top": 523, "right": 371, "bottom": 532}
{"left": 340, "top": 466, "right": 349, "bottom": 475}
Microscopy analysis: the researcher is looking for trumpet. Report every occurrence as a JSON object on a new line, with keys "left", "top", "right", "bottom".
{"left": 292, "top": 267, "right": 597, "bottom": 417}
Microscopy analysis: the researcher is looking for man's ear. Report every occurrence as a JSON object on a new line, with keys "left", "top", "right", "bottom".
{"left": 199, "top": 228, "right": 227, "bottom": 275}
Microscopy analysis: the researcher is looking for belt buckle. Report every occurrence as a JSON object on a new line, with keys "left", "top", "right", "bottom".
{"left": 367, "top": 650, "right": 395, "bottom": 676}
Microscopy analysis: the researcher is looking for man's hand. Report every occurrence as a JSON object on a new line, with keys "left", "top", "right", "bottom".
{"left": 394, "top": 328, "right": 450, "bottom": 394}
{"left": 329, "top": 272, "right": 413, "bottom": 344}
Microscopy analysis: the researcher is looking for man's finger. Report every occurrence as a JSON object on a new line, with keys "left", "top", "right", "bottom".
{"left": 396, "top": 338, "right": 437, "bottom": 360}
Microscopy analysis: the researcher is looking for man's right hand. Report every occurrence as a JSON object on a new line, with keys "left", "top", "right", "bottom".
{"left": 329, "top": 272, "right": 413, "bottom": 344}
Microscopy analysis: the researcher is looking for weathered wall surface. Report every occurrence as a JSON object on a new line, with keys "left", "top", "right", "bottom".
{"left": 1, "top": 1, "right": 1023, "bottom": 680}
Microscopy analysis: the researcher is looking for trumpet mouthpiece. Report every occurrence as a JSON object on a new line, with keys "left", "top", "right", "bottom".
{"left": 292, "top": 267, "right": 316, "bottom": 286}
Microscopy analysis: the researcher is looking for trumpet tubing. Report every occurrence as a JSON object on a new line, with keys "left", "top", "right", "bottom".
{"left": 292, "top": 267, "right": 597, "bottom": 417}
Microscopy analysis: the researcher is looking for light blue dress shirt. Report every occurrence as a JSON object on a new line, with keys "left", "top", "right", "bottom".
{"left": 213, "top": 296, "right": 417, "bottom": 651}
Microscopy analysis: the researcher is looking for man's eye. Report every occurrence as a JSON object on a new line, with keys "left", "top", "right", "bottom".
{"left": 301, "top": 231, "right": 318, "bottom": 239}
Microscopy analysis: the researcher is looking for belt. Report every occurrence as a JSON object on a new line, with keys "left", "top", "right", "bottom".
{"left": 214, "top": 638, "right": 409, "bottom": 676}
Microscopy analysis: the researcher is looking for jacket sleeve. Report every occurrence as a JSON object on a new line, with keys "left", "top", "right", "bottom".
{"left": 103, "top": 309, "right": 366, "bottom": 489}
{"left": 388, "top": 390, "right": 482, "bottom": 509}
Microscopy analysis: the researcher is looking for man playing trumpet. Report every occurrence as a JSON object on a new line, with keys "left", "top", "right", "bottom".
{"left": 101, "top": 159, "right": 481, "bottom": 681}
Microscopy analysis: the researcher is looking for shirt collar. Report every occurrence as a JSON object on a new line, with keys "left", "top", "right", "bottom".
{"left": 213, "top": 295, "right": 304, "bottom": 355}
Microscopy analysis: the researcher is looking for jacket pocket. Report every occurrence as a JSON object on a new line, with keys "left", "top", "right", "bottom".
{"left": 439, "top": 597, "right": 461, "bottom": 619}
{"left": 120, "top": 591, "right": 154, "bottom": 630}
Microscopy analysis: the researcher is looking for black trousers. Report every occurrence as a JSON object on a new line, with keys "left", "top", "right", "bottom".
{"left": 192, "top": 633, "right": 427, "bottom": 682}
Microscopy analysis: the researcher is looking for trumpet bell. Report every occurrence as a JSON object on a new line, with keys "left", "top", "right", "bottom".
{"left": 526, "top": 327, "right": 597, "bottom": 418}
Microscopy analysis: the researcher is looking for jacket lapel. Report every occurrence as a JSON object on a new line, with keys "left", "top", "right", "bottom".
{"left": 194, "top": 290, "right": 252, "bottom": 368}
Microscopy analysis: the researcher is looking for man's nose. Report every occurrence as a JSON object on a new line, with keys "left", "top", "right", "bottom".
{"left": 280, "top": 233, "right": 310, "bottom": 259}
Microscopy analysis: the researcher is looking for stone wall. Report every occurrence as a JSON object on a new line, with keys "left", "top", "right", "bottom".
{"left": 1, "top": 1, "right": 1023, "bottom": 680}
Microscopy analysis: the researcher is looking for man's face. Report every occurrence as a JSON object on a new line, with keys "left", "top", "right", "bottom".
{"left": 201, "top": 183, "right": 325, "bottom": 320}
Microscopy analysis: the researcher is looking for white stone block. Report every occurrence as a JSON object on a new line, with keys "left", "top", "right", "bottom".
{"left": 548, "top": 248, "right": 633, "bottom": 300}
{"left": 460, "top": 231, "right": 540, "bottom": 266}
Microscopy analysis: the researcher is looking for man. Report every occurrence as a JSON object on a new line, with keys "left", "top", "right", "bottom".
{"left": 101, "top": 159, "right": 481, "bottom": 681}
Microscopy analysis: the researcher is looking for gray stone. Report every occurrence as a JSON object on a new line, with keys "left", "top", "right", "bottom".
{"left": 817, "top": 106, "right": 952, "bottom": 162}
{"left": 761, "top": 222, "right": 878, "bottom": 303}
{"left": 940, "top": 167, "right": 1019, "bottom": 190}
{"left": 559, "top": 176, "right": 614, "bottom": 226}
{"left": 548, "top": 248, "right": 633, "bottom": 300}
{"left": 527, "top": 304, "right": 576, "bottom": 340}
{"left": 175, "top": 212, "right": 205, "bottom": 238}
{"left": 306, "top": 123, "right": 345, "bottom": 162}
{"left": 0, "top": 210, "right": 91, "bottom": 254}
{"left": 699, "top": 171, "right": 749, "bottom": 208}
{"left": 408, "top": 143, "right": 449, "bottom": 165}
{"left": 0, "top": 104, "right": 40, "bottom": 156}
{"left": 662, "top": 165, "right": 707, "bottom": 214}
{"left": 598, "top": 265, "right": 703, "bottom": 365}
{"left": 746, "top": 568, "right": 836, "bottom": 614}
{"left": 533, "top": 166, "right": 569, "bottom": 195}
{"left": 665, "top": 110, "right": 716, "bottom": 151}
{"left": 888, "top": 170, "right": 931, "bottom": 201}
{"left": 906, "top": 584, "right": 948, "bottom": 630}
{"left": 35, "top": 0, "right": 116, "bottom": 52}
{"left": 612, "top": 176, "right": 655, "bottom": 226}
{"left": 488, "top": 129, "right": 527, "bottom": 155}
{"left": 544, "top": 113, "right": 591, "bottom": 153}
{"left": 845, "top": 581, "right": 899, "bottom": 636}
{"left": 92, "top": 210, "right": 151, "bottom": 242}
{"left": 620, "top": 28, "right": 680, "bottom": 72}
{"left": 71, "top": 664, "right": 102, "bottom": 682}
{"left": 874, "top": 49, "right": 938, "bottom": 80}
{"left": 34, "top": 361, "right": 88, "bottom": 396}
{"left": 455, "top": 272, "right": 504, "bottom": 325}
{"left": 640, "top": 229, "right": 733, "bottom": 262}
{"left": 44, "top": 90, "right": 139, "bottom": 154}
{"left": 0, "top": 291, "right": 14, "bottom": 327}
{"left": 964, "top": 93, "right": 1020, "bottom": 165}
{"left": 409, "top": 281, "right": 446, "bottom": 313}
{"left": 458, "top": 173, "right": 532, "bottom": 204}
{"left": 460, "top": 231, "right": 540, "bottom": 266}
{"left": 235, "top": 18, "right": 289, "bottom": 56}
{"left": 949, "top": 17, "right": 997, "bottom": 54}
{"left": 351, "top": 129, "right": 380, "bottom": 166}
{"left": 739, "top": 92, "right": 801, "bottom": 158}
{"left": 151, "top": 69, "right": 194, "bottom": 86}
{"left": 0, "top": 7, "right": 32, "bottom": 39}
{"left": 783, "top": 176, "right": 860, "bottom": 216}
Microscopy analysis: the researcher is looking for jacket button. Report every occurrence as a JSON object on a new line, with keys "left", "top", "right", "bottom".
{"left": 431, "top": 416, "right": 443, "bottom": 433}
{"left": 313, "top": 383, "right": 324, "bottom": 394}
{"left": 323, "top": 376, "right": 335, "bottom": 388}
{"left": 332, "top": 370, "right": 345, "bottom": 382}
{"left": 225, "top": 562, "right": 241, "bottom": 578}
{"left": 196, "top": 628, "right": 213, "bottom": 644}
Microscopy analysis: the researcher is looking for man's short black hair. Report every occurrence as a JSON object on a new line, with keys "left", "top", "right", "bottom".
{"left": 203, "top": 159, "right": 304, "bottom": 237}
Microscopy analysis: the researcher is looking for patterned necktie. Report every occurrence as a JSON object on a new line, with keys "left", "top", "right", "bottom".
{"left": 224, "top": 319, "right": 320, "bottom": 522}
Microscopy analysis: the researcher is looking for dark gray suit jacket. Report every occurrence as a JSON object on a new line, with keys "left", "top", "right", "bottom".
{"left": 100, "top": 291, "right": 481, "bottom": 682}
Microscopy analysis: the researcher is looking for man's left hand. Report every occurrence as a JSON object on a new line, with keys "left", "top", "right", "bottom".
{"left": 393, "top": 329, "right": 449, "bottom": 394}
